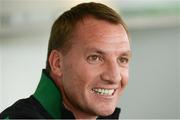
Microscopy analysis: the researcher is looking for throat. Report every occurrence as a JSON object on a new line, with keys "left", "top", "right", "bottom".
{"left": 63, "top": 102, "right": 97, "bottom": 119}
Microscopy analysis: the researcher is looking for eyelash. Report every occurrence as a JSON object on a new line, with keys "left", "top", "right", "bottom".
{"left": 118, "top": 57, "right": 129, "bottom": 64}
{"left": 87, "top": 55, "right": 103, "bottom": 64}
{"left": 87, "top": 55, "right": 130, "bottom": 66}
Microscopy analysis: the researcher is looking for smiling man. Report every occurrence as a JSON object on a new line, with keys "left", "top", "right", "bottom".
{"left": 0, "top": 2, "right": 131, "bottom": 119}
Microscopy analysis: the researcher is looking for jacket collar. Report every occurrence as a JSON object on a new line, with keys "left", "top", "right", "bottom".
{"left": 33, "top": 69, "right": 62, "bottom": 118}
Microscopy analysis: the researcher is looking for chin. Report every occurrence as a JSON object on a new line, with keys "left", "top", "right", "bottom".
{"left": 96, "top": 106, "right": 115, "bottom": 117}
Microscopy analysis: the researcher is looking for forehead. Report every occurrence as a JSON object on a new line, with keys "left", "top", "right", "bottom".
{"left": 72, "top": 17, "right": 128, "bottom": 39}
{"left": 70, "top": 17, "right": 130, "bottom": 53}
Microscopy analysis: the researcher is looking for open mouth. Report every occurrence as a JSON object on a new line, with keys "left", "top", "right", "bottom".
{"left": 92, "top": 88, "right": 116, "bottom": 95}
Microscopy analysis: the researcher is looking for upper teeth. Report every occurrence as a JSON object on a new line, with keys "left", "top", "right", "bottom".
{"left": 92, "top": 88, "right": 115, "bottom": 95}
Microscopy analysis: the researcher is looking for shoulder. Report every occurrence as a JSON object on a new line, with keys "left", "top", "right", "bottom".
{"left": 0, "top": 96, "right": 52, "bottom": 119}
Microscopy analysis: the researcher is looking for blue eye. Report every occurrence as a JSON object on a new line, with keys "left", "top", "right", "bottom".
{"left": 87, "top": 55, "right": 103, "bottom": 64}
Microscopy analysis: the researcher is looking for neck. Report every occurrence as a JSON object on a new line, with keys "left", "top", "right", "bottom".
{"left": 63, "top": 101, "right": 97, "bottom": 119}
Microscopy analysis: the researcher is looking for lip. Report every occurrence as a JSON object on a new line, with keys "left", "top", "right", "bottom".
{"left": 92, "top": 85, "right": 118, "bottom": 89}
{"left": 92, "top": 86, "right": 118, "bottom": 91}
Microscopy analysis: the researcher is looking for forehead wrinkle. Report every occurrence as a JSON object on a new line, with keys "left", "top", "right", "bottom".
{"left": 73, "top": 17, "right": 128, "bottom": 40}
{"left": 84, "top": 40, "right": 130, "bottom": 50}
{"left": 85, "top": 46, "right": 131, "bottom": 57}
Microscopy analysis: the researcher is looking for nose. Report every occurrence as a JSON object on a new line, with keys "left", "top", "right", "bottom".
{"left": 100, "top": 61, "right": 122, "bottom": 84}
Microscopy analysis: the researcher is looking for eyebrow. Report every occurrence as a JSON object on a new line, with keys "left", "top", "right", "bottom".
{"left": 86, "top": 47, "right": 132, "bottom": 57}
{"left": 121, "top": 51, "right": 132, "bottom": 57}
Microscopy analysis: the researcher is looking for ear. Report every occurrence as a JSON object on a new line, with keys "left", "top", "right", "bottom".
{"left": 48, "top": 50, "right": 63, "bottom": 77}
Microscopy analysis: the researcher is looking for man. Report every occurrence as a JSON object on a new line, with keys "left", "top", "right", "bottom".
{"left": 0, "top": 2, "right": 131, "bottom": 119}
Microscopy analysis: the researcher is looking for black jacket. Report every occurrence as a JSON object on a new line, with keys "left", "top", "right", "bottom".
{"left": 0, "top": 70, "right": 121, "bottom": 119}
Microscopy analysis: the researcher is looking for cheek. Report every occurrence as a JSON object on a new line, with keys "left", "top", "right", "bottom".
{"left": 62, "top": 61, "right": 93, "bottom": 90}
{"left": 121, "top": 69, "right": 129, "bottom": 88}
{"left": 61, "top": 64, "right": 87, "bottom": 105}
{"left": 62, "top": 55, "right": 102, "bottom": 92}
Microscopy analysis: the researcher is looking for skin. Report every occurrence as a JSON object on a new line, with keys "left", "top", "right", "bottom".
{"left": 49, "top": 16, "right": 131, "bottom": 119}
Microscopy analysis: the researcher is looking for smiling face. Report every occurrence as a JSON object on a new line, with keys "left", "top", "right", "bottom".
{"left": 58, "top": 17, "right": 131, "bottom": 118}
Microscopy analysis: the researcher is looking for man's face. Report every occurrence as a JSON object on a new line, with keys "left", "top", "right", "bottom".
{"left": 60, "top": 17, "right": 131, "bottom": 117}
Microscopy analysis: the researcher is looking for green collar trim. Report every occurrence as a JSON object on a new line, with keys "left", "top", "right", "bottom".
{"left": 33, "top": 70, "right": 62, "bottom": 118}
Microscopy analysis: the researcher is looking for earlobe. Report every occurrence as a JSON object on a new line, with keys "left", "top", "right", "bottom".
{"left": 48, "top": 50, "right": 63, "bottom": 77}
